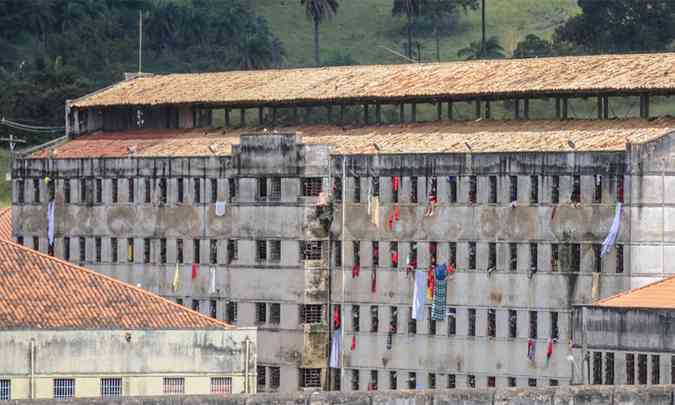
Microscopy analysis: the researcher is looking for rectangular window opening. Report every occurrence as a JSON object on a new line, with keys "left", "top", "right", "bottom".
{"left": 372, "top": 241, "right": 379, "bottom": 267}
{"left": 530, "top": 243, "right": 538, "bottom": 273}
{"left": 226, "top": 301, "right": 238, "bottom": 324}
{"left": 447, "top": 307, "right": 456, "bottom": 335}
{"left": 551, "top": 243, "right": 559, "bottom": 272}
{"left": 626, "top": 353, "right": 635, "bottom": 385}
{"left": 128, "top": 178, "right": 135, "bottom": 203}
{"left": 194, "top": 178, "right": 201, "bottom": 204}
{"left": 408, "top": 308, "right": 417, "bottom": 334}
{"left": 193, "top": 239, "right": 201, "bottom": 264}
{"left": 408, "top": 372, "right": 417, "bottom": 390}
{"left": 448, "top": 176, "right": 457, "bottom": 203}
{"left": 390, "top": 371, "right": 397, "bottom": 390}
{"left": 78, "top": 237, "right": 86, "bottom": 262}
{"left": 488, "top": 242, "right": 496, "bottom": 271}
{"left": 616, "top": 175, "right": 625, "bottom": 203}
{"left": 468, "top": 308, "right": 476, "bottom": 337}
{"left": 257, "top": 177, "right": 268, "bottom": 201}
{"left": 487, "top": 308, "right": 496, "bottom": 338}
{"left": 449, "top": 242, "right": 457, "bottom": 267}
{"left": 110, "top": 238, "right": 116, "bottom": 263}
{"left": 210, "top": 178, "right": 218, "bottom": 203}
{"left": 593, "top": 175, "right": 602, "bottom": 203}
{"left": 143, "top": 238, "right": 150, "bottom": 264}
{"left": 369, "top": 370, "right": 378, "bottom": 391}
{"left": 353, "top": 177, "right": 361, "bottom": 203}
{"left": 572, "top": 175, "right": 581, "bottom": 203}
{"left": 468, "top": 242, "right": 476, "bottom": 270}
{"left": 302, "top": 240, "right": 322, "bottom": 261}
{"left": 95, "top": 178, "right": 103, "bottom": 204}
{"left": 335, "top": 240, "right": 342, "bottom": 267}
{"left": 53, "top": 378, "right": 75, "bottom": 400}
{"left": 468, "top": 176, "right": 477, "bottom": 204}
{"left": 301, "top": 304, "right": 323, "bottom": 324}
{"left": 448, "top": 374, "right": 456, "bottom": 389}
{"left": 370, "top": 305, "right": 379, "bottom": 333}
{"left": 159, "top": 178, "right": 167, "bottom": 204}
{"left": 390, "top": 306, "right": 398, "bottom": 333}
{"left": 487, "top": 376, "right": 496, "bottom": 388}
{"left": 95, "top": 237, "right": 102, "bottom": 263}
{"left": 227, "top": 240, "right": 238, "bottom": 263}
{"left": 177, "top": 239, "right": 184, "bottom": 263}
{"left": 488, "top": 176, "right": 497, "bottom": 204}
{"left": 270, "top": 303, "right": 281, "bottom": 324}
{"left": 209, "top": 239, "right": 217, "bottom": 265}
{"left": 509, "top": 310, "right": 517, "bottom": 338}
{"left": 508, "top": 377, "right": 517, "bottom": 387}
{"left": 0, "top": 379, "right": 10, "bottom": 401}
{"left": 529, "top": 311, "right": 538, "bottom": 339}
{"left": 616, "top": 245, "right": 624, "bottom": 273}
{"left": 428, "top": 307, "right": 436, "bottom": 335}
{"left": 302, "top": 177, "right": 322, "bottom": 197}
{"left": 605, "top": 352, "right": 615, "bottom": 385}
{"left": 228, "top": 178, "right": 237, "bottom": 202}
{"left": 210, "top": 300, "right": 217, "bottom": 319}
{"left": 256, "top": 240, "right": 267, "bottom": 262}
{"left": 593, "top": 352, "right": 602, "bottom": 384}
{"left": 410, "top": 176, "right": 418, "bottom": 203}
{"left": 256, "top": 302, "right": 267, "bottom": 324}
{"left": 211, "top": 377, "right": 232, "bottom": 394}
{"left": 270, "top": 367, "right": 280, "bottom": 390}
{"left": 163, "top": 377, "right": 185, "bottom": 395}
{"left": 270, "top": 177, "right": 281, "bottom": 201}
{"left": 652, "top": 355, "right": 660, "bottom": 385}
{"left": 530, "top": 175, "right": 539, "bottom": 204}
{"left": 594, "top": 244, "right": 601, "bottom": 273}
{"left": 351, "top": 369, "right": 359, "bottom": 391}
{"left": 101, "top": 378, "right": 122, "bottom": 399}
{"left": 352, "top": 305, "right": 360, "bottom": 332}
{"left": 269, "top": 240, "right": 281, "bottom": 263}
{"left": 144, "top": 178, "right": 151, "bottom": 203}
{"left": 111, "top": 179, "right": 118, "bottom": 203}
{"left": 510, "top": 175, "right": 518, "bottom": 203}
{"left": 467, "top": 375, "right": 475, "bottom": 388}
{"left": 177, "top": 178, "right": 184, "bottom": 203}
{"left": 551, "top": 312, "right": 559, "bottom": 340}
{"left": 372, "top": 177, "right": 380, "bottom": 197}
{"left": 429, "top": 373, "right": 437, "bottom": 389}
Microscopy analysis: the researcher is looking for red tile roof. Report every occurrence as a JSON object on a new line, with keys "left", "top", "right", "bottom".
{"left": 70, "top": 53, "right": 675, "bottom": 108}
{"left": 0, "top": 239, "right": 233, "bottom": 330}
{"left": 0, "top": 208, "right": 10, "bottom": 241}
{"left": 28, "top": 118, "right": 675, "bottom": 159}
{"left": 594, "top": 276, "right": 675, "bottom": 309}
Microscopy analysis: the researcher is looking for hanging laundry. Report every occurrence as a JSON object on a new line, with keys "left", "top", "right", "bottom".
{"left": 191, "top": 263, "right": 198, "bottom": 279}
{"left": 47, "top": 199, "right": 55, "bottom": 247}
{"left": 351, "top": 335, "right": 356, "bottom": 351}
{"left": 329, "top": 329, "right": 341, "bottom": 368}
{"left": 391, "top": 250, "right": 399, "bottom": 268}
{"left": 208, "top": 266, "right": 216, "bottom": 294}
{"left": 367, "top": 180, "right": 373, "bottom": 215}
{"left": 431, "top": 264, "right": 448, "bottom": 321}
{"left": 426, "top": 266, "right": 435, "bottom": 301}
{"left": 352, "top": 264, "right": 360, "bottom": 278}
{"left": 172, "top": 262, "right": 180, "bottom": 292}
{"left": 386, "top": 331, "right": 393, "bottom": 351}
{"left": 393, "top": 176, "right": 399, "bottom": 192}
{"left": 412, "top": 270, "right": 427, "bottom": 320}
{"left": 424, "top": 194, "right": 437, "bottom": 217}
{"left": 371, "top": 196, "right": 380, "bottom": 226}
{"left": 215, "top": 201, "right": 226, "bottom": 217}
{"left": 527, "top": 338, "right": 536, "bottom": 362}
{"left": 394, "top": 204, "right": 400, "bottom": 221}
{"left": 550, "top": 206, "right": 557, "bottom": 222}
{"left": 333, "top": 305, "right": 341, "bottom": 329}
{"left": 387, "top": 208, "right": 394, "bottom": 230}
{"left": 371, "top": 268, "right": 377, "bottom": 293}
{"left": 447, "top": 262, "right": 455, "bottom": 276}
{"left": 601, "top": 203, "right": 622, "bottom": 256}
{"left": 546, "top": 337, "right": 554, "bottom": 362}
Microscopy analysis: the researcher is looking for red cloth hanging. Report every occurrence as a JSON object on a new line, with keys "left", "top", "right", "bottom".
{"left": 394, "top": 204, "right": 400, "bottom": 221}
{"left": 393, "top": 176, "right": 399, "bottom": 192}
{"left": 351, "top": 335, "right": 356, "bottom": 351}
{"left": 527, "top": 338, "right": 536, "bottom": 361}
{"left": 387, "top": 208, "right": 394, "bottom": 230}
{"left": 191, "top": 263, "right": 198, "bottom": 279}
{"left": 550, "top": 206, "right": 557, "bottom": 222}
{"left": 427, "top": 266, "right": 435, "bottom": 300}
{"left": 546, "top": 337, "right": 553, "bottom": 359}
{"left": 371, "top": 269, "right": 377, "bottom": 293}
{"left": 352, "top": 264, "right": 360, "bottom": 278}
{"left": 447, "top": 263, "right": 455, "bottom": 274}
{"left": 391, "top": 251, "right": 398, "bottom": 268}
{"left": 333, "top": 305, "right": 341, "bottom": 329}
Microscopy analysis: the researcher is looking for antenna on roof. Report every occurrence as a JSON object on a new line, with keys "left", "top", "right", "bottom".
{"left": 138, "top": 9, "right": 143, "bottom": 73}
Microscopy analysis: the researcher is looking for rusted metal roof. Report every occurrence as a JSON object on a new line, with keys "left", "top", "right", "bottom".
{"left": 594, "top": 276, "right": 675, "bottom": 309}
{"left": 0, "top": 238, "right": 234, "bottom": 330}
{"left": 70, "top": 53, "right": 675, "bottom": 109}
{"left": 28, "top": 118, "right": 675, "bottom": 159}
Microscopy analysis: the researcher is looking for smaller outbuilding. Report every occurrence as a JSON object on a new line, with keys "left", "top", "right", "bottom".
{"left": 0, "top": 238, "right": 256, "bottom": 400}
{"left": 572, "top": 276, "right": 675, "bottom": 387}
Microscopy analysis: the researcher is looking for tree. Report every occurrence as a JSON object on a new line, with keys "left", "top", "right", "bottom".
{"left": 457, "top": 36, "right": 505, "bottom": 59}
{"left": 512, "top": 34, "right": 555, "bottom": 58}
{"left": 301, "top": 0, "right": 339, "bottom": 66}
{"left": 420, "top": 0, "right": 478, "bottom": 61}
{"left": 553, "top": 0, "right": 675, "bottom": 53}
{"left": 393, "top": 0, "right": 423, "bottom": 60}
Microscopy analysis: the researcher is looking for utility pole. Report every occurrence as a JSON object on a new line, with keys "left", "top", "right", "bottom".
{"left": 481, "top": 0, "right": 486, "bottom": 58}
{"left": 0, "top": 134, "right": 27, "bottom": 181}
{"left": 138, "top": 9, "right": 143, "bottom": 73}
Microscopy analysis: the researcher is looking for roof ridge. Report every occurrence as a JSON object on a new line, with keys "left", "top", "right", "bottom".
{"left": 593, "top": 275, "right": 675, "bottom": 306}
{"left": 0, "top": 238, "right": 233, "bottom": 330}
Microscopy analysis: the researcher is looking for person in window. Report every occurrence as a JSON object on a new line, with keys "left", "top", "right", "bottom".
{"left": 424, "top": 187, "right": 437, "bottom": 217}
{"left": 405, "top": 245, "right": 417, "bottom": 277}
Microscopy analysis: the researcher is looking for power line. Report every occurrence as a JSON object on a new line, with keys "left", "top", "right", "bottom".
{"left": 0, "top": 117, "right": 64, "bottom": 134}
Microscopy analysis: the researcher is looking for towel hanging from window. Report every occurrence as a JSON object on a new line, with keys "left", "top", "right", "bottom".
{"left": 329, "top": 329, "right": 341, "bottom": 368}
{"left": 47, "top": 200, "right": 55, "bottom": 246}
{"left": 172, "top": 262, "right": 180, "bottom": 292}
{"left": 601, "top": 203, "right": 622, "bottom": 257}
{"left": 412, "top": 270, "right": 427, "bottom": 320}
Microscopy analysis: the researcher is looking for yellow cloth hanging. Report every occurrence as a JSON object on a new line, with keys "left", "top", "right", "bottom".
{"left": 172, "top": 262, "right": 180, "bottom": 292}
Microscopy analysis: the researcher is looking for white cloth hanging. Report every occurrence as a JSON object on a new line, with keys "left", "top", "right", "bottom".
{"left": 209, "top": 266, "right": 216, "bottom": 294}
{"left": 215, "top": 201, "right": 226, "bottom": 217}
{"left": 329, "top": 329, "right": 341, "bottom": 368}
{"left": 601, "top": 203, "right": 622, "bottom": 257}
{"left": 412, "top": 270, "right": 427, "bottom": 320}
{"left": 172, "top": 262, "right": 180, "bottom": 292}
{"left": 47, "top": 200, "right": 55, "bottom": 246}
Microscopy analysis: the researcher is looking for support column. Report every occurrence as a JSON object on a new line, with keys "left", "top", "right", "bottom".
{"left": 411, "top": 103, "right": 417, "bottom": 122}
{"left": 258, "top": 107, "right": 264, "bottom": 125}
{"left": 399, "top": 104, "right": 405, "bottom": 123}
{"left": 375, "top": 104, "right": 382, "bottom": 125}
{"left": 447, "top": 101, "right": 453, "bottom": 121}
{"left": 514, "top": 99, "right": 520, "bottom": 120}
{"left": 602, "top": 96, "right": 609, "bottom": 119}
{"left": 523, "top": 99, "right": 530, "bottom": 119}
{"left": 239, "top": 108, "right": 246, "bottom": 128}
{"left": 224, "top": 108, "right": 231, "bottom": 127}
{"left": 562, "top": 97, "right": 568, "bottom": 120}
{"left": 363, "top": 104, "right": 369, "bottom": 125}
{"left": 475, "top": 100, "right": 482, "bottom": 119}
{"left": 485, "top": 101, "right": 491, "bottom": 119}
{"left": 437, "top": 102, "right": 443, "bottom": 121}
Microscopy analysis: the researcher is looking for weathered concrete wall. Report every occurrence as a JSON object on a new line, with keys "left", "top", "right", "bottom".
{"left": 7, "top": 385, "right": 675, "bottom": 405}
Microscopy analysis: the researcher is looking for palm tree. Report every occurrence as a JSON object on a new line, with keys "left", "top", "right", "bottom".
{"left": 301, "top": 0, "right": 339, "bottom": 66}
{"left": 457, "top": 36, "right": 504, "bottom": 60}
{"left": 392, "top": 0, "right": 422, "bottom": 60}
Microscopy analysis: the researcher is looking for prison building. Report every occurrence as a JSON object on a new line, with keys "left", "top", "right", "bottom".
{"left": 11, "top": 52, "right": 675, "bottom": 392}
{"left": 573, "top": 275, "right": 675, "bottom": 387}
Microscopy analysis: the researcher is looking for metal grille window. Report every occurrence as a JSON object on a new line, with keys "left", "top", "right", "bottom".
{"left": 270, "top": 240, "right": 281, "bottom": 263}
{"left": 616, "top": 175, "right": 625, "bottom": 203}
{"left": 111, "top": 179, "right": 118, "bottom": 203}
{"left": 257, "top": 177, "right": 268, "bottom": 201}
{"left": 605, "top": 352, "right": 615, "bottom": 385}
{"left": 593, "top": 352, "right": 602, "bottom": 384}
{"left": 96, "top": 179, "right": 103, "bottom": 203}
{"left": 530, "top": 243, "right": 538, "bottom": 272}
{"left": 334, "top": 240, "right": 342, "bottom": 267}
{"left": 468, "top": 308, "right": 476, "bottom": 336}
{"left": 487, "top": 376, "right": 496, "bottom": 388}
{"left": 571, "top": 175, "right": 581, "bottom": 203}
{"left": 227, "top": 240, "right": 238, "bottom": 263}
{"left": 160, "top": 239, "right": 167, "bottom": 264}
{"left": 127, "top": 238, "right": 134, "bottom": 263}
{"left": 370, "top": 305, "right": 379, "bottom": 333}
{"left": 177, "top": 179, "right": 184, "bottom": 203}
{"left": 17, "top": 179, "right": 24, "bottom": 204}
{"left": 210, "top": 377, "right": 232, "bottom": 394}
{"left": 616, "top": 245, "right": 624, "bottom": 273}
{"left": 593, "top": 244, "right": 601, "bottom": 273}
{"left": 410, "top": 176, "right": 418, "bottom": 203}
{"left": 270, "top": 367, "right": 280, "bottom": 389}
{"left": 191, "top": 299, "right": 199, "bottom": 312}
{"left": 53, "top": 378, "right": 74, "bottom": 400}
{"left": 447, "top": 307, "right": 456, "bottom": 335}
{"left": 372, "top": 241, "right": 379, "bottom": 267}
{"left": 228, "top": 178, "right": 238, "bottom": 202}
{"left": 210, "top": 240, "right": 217, "bottom": 264}
{"left": 428, "top": 307, "right": 436, "bottom": 335}
{"left": 507, "top": 377, "right": 516, "bottom": 387}
{"left": 626, "top": 353, "right": 635, "bottom": 385}
{"left": 510, "top": 175, "right": 518, "bottom": 202}
{"left": 353, "top": 177, "right": 361, "bottom": 203}
{"left": 467, "top": 375, "right": 475, "bottom": 388}
{"left": 551, "top": 312, "right": 559, "bottom": 340}
{"left": 529, "top": 311, "right": 538, "bottom": 339}
{"left": 301, "top": 368, "right": 321, "bottom": 388}
{"left": 390, "top": 371, "right": 397, "bottom": 390}
{"left": 257, "top": 366, "right": 266, "bottom": 391}
{"left": 488, "top": 176, "right": 497, "bottom": 203}
{"left": 408, "top": 372, "right": 416, "bottom": 390}
{"left": 78, "top": 237, "right": 86, "bottom": 262}
{"left": 270, "top": 303, "right": 281, "bottom": 324}
{"left": 80, "top": 179, "right": 88, "bottom": 203}
{"left": 194, "top": 178, "right": 201, "bottom": 203}
{"left": 390, "top": 306, "right": 398, "bottom": 333}
{"left": 33, "top": 178, "right": 40, "bottom": 203}
{"left": 301, "top": 304, "right": 323, "bottom": 324}
{"left": 551, "top": 243, "right": 559, "bottom": 272}
{"left": 256, "top": 303, "right": 267, "bottom": 324}
{"left": 144, "top": 178, "right": 151, "bottom": 203}
{"left": 0, "top": 379, "right": 10, "bottom": 400}
{"left": 448, "top": 374, "right": 456, "bottom": 389}
{"left": 209, "top": 300, "right": 217, "bottom": 319}
{"left": 593, "top": 175, "right": 602, "bottom": 203}
{"left": 509, "top": 310, "right": 517, "bottom": 338}
{"left": 302, "top": 177, "right": 322, "bottom": 196}
{"left": 468, "top": 176, "right": 477, "bottom": 204}
{"left": 530, "top": 176, "right": 539, "bottom": 204}
{"left": 256, "top": 240, "right": 267, "bottom": 262}
{"left": 468, "top": 242, "right": 476, "bottom": 270}
{"left": 193, "top": 239, "right": 200, "bottom": 264}
{"left": 143, "top": 238, "right": 151, "bottom": 264}
{"left": 95, "top": 237, "right": 102, "bottom": 263}
{"left": 487, "top": 308, "right": 496, "bottom": 338}
{"left": 163, "top": 377, "right": 185, "bottom": 395}
{"left": 210, "top": 178, "right": 218, "bottom": 203}
{"left": 652, "top": 355, "right": 660, "bottom": 384}
{"left": 159, "top": 178, "right": 167, "bottom": 204}
{"left": 351, "top": 369, "right": 360, "bottom": 391}
{"left": 301, "top": 240, "right": 322, "bottom": 261}
{"left": 551, "top": 175, "right": 560, "bottom": 203}
{"left": 226, "top": 302, "right": 238, "bottom": 324}
{"left": 126, "top": 178, "right": 134, "bottom": 203}
{"left": 448, "top": 176, "right": 457, "bottom": 203}
{"left": 372, "top": 177, "right": 380, "bottom": 197}
{"left": 177, "top": 239, "right": 184, "bottom": 263}
{"left": 352, "top": 305, "right": 360, "bottom": 332}
{"left": 510, "top": 243, "right": 518, "bottom": 271}
{"left": 269, "top": 177, "right": 281, "bottom": 201}
{"left": 408, "top": 308, "right": 417, "bottom": 334}
{"left": 64, "top": 180, "right": 71, "bottom": 204}
{"left": 429, "top": 373, "right": 436, "bottom": 389}
{"left": 369, "top": 370, "right": 378, "bottom": 391}
{"left": 101, "top": 378, "right": 122, "bottom": 399}
{"left": 488, "top": 242, "right": 496, "bottom": 270}
{"left": 528, "top": 378, "right": 537, "bottom": 387}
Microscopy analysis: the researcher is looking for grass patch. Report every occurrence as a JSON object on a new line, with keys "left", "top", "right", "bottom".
{"left": 253, "top": 0, "right": 580, "bottom": 67}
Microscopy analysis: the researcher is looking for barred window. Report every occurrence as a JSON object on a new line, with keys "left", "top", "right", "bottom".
{"left": 163, "top": 377, "right": 184, "bottom": 395}
{"left": 96, "top": 178, "right": 103, "bottom": 204}
{"left": 79, "top": 237, "right": 86, "bottom": 262}
{"left": 468, "top": 242, "right": 476, "bottom": 270}
{"left": 301, "top": 304, "right": 323, "bottom": 324}
{"left": 616, "top": 245, "right": 624, "bottom": 273}
{"left": 64, "top": 237, "right": 70, "bottom": 260}
{"left": 352, "top": 305, "right": 360, "bottom": 332}
{"left": 488, "top": 176, "right": 497, "bottom": 203}
{"left": 256, "top": 303, "right": 267, "bottom": 324}
{"left": 53, "top": 378, "right": 75, "bottom": 400}
{"left": 334, "top": 240, "right": 342, "bottom": 267}
{"left": 429, "top": 373, "right": 436, "bottom": 389}
{"left": 111, "top": 179, "right": 118, "bottom": 203}
{"left": 606, "top": 352, "right": 615, "bottom": 385}
{"left": 301, "top": 240, "right": 322, "bottom": 261}
{"left": 210, "top": 178, "right": 218, "bottom": 203}
{"left": 95, "top": 237, "right": 102, "bottom": 263}
{"left": 530, "top": 175, "right": 539, "bottom": 204}
{"left": 302, "top": 177, "right": 322, "bottom": 197}
{"left": 100, "top": 378, "right": 122, "bottom": 399}
{"left": 80, "top": 179, "right": 87, "bottom": 203}
{"left": 159, "top": 178, "right": 167, "bottom": 204}
{"left": 447, "top": 307, "right": 456, "bottom": 335}
{"left": 257, "top": 177, "right": 268, "bottom": 201}
{"left": 626, "top": 353, "right": 635, "bottom": 385}
{"left": 270, "top": 177, "right": 282, "bottom": 201}
{"left": 269, "top": 240, "right": 281, "bottom": 262}
{"left": 144, "top": 178, "right": 151, "bottom": 203}
{"left": 17, "top": 179, "right": 24, "bottom": 204}
{"left": 270, "top": 367, "right": 280, "bottom": 389}
{"left": 193, "top": 178, "right": 201, "bottom": 204}
{"left": 509, "top": 310, "right": 518, "bottom": 338}
{"left": 351, "top": 369, "right": 360, "bottom": 391}
{"left": 228, "top": 178, "right": 238, "bottom": 202}
{"left": 529, "top": 311, "right": 538, "bottom": 339}
{"left": 551, "top": 312, "right": 559, "bottom": 340}
{"left": 257, "top": 366, "right": 266, "bottom": 391}
{"left": 227, "top": 239, "right": 238, "bottom": 263}
{"left": 177, "top": 178, "right": 184, "bottom": 203}
{"left": 487, "top": 308, "right": 496, "bottom": 338}
{"left": 410, "top": 176, "right": 418, "bottom": 203}
{"left": 143, "top": 238, "right": 151, "bottom": 264}
{"left": 210, "top": 240, "right": 218, "bottom": 264}
{"left": 301, "top": 368, "right": 321, "bottom": 388}
{"left": 226, "top": 302, "right": 238, "bottom": 324}
{"left": 551, "top": 175, "right": 560, "bottom": 203}
{"left": 193, "top": 239, "right": 200, "bottom": 264}
{"left": 270, "top": 303, "right": 281, "bottom": 324}
{"left": 0, "top": 379, "right": 10, "bottom": 400}
{"left": 408, "top": 372, "right": 416, "bottom": 389}
{"left": 256, "top": 240, "right": 267, "bottom": 262}
{"left": 210, "top": 377, "right": 232, "bottom": 394}
{"left": 177, "top": 239, "right": 184, "bottom": 263}
{"left": 551, "top": 243, "right": 559, "bottom": 272}
{"left": 448, "top": 374, "right": 456, "bottom": 389}
{"left": 128, "top": 178, "right": 135, "bottom": 203}
{"left": 161, "top": 239, "right": 167, "bottom": 264}
{"left": 487, "top": 376, "right": 496, "bottom": 388}
{"left": 468, "top": 308, "right": 476, "bottom": 336}
{"left": 353, "top": 176, "right": 361, "bottom": 203}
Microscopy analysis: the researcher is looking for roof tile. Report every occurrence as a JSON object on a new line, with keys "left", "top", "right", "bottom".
{"left": 0, "top": 208, "right": 10, "bottom": 241}
{"left": 594, "top": 276, "right": 675, "bottom": 309}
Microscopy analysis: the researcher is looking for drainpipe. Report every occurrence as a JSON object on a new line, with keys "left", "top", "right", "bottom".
{"left": 29, "top": 338, "right": 35, "bottom": 399}
{"left": 243, "top": 336, "right": 250, "bottom": 393}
